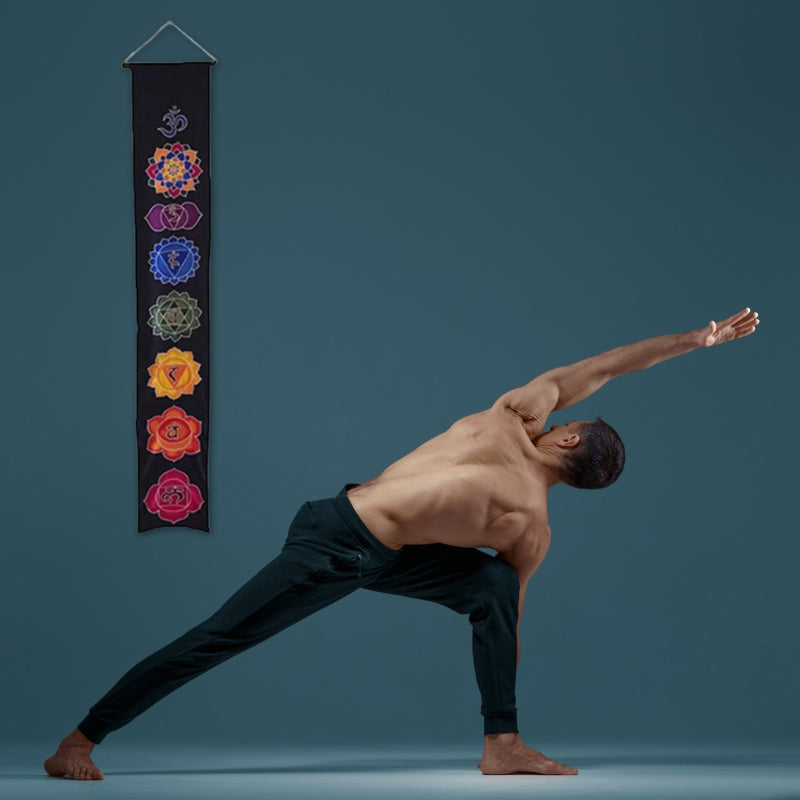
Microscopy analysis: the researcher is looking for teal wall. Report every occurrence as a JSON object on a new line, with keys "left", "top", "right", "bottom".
{"left": 1, "top": 0, "right": 797, "bottom": 746}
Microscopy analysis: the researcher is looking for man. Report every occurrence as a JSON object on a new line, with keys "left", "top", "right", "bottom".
{"left": 44, "top": 307, "right": 759, "bottom": 780}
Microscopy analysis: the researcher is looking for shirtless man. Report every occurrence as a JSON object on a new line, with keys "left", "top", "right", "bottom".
{"left": 45, "top": 307, "right": 759, "bottom": 781}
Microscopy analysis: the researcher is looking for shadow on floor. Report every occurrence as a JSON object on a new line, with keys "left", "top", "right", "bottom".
{"left": 575, "top": 753, "right": 800, "bottom": 769}
{"left": 107, "top": 756, "right": 480, "bottom": 777}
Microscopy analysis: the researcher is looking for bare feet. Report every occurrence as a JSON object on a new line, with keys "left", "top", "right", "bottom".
{"left": 479, "top": 732, "right": 578, "bottom": 775}
{"left": 44, "top": 729, "right": 104, "bottom": 780}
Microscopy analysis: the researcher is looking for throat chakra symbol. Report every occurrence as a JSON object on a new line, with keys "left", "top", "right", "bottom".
{"left": 148, "top": 291, "right": 202, "bottom": 342}
{"left": 146, "top": 142, "right": 203, "bottom": 199}
{"left": 149, "top": 236, "right": 200, "bottom": 285}
{"left": 157, "top": 105, "right": 188, "bottom": 138}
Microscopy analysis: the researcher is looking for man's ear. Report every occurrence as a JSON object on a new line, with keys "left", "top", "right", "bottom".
{"left": 558, "top": 432, "right": 581, "bottom": 449}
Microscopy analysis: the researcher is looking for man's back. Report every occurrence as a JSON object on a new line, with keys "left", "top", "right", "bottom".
{"left": 347, "top": 406, "right": 552, "bottom": 557}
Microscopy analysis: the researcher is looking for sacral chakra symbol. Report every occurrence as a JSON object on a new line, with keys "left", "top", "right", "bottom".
{"left": 146, "top": 406, "right": 202, "bottom": 462}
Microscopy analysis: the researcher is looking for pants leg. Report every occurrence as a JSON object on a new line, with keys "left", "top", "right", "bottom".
{"left": 364, "top": 544, "right": 520, "bottom": 735}
{"left": 78, "top": 498, "right": 389, "bottom": 744}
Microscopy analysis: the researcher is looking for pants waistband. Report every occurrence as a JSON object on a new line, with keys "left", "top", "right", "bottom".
{"left": 332, "top": 484, "right": 400, "bottom": 564}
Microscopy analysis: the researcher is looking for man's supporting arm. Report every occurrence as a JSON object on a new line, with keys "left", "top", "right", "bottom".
{"left": 494, "top": 307, "right": 759, "bottom": 426}
{"left": 497, "top": 529, "right": 551, "bottom": 667}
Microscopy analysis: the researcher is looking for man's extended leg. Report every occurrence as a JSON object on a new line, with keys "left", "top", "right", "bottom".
{"left": 364, "top": 545, "right": 577, "bottom": 775}
{"left": 45, "top": 495, "right": 400, "bottom": 779}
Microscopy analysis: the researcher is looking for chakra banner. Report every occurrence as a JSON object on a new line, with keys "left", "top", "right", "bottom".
{"left": 126, "top": 62, "right": 212, "bottom": 532}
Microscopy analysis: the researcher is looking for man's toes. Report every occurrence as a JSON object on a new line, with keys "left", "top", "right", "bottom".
{"left": 555, "top": 763, "right": 578, "bottom": 776}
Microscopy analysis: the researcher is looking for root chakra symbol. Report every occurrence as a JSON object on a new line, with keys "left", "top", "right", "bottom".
{"left": 148, "top": 291, "right": 202, "bottom": 342}
{"left": 147, "top": 348, "right": 202, "bottom": 399}
{"left": 149, "top": 236, "right": 200, "bottom": 285}
{"left": 146, "top": 142, "right": 203, "bottom": 199}
{"left": 144, "top": 468, "right": 204, "bottom": 524}
{"left": 146, "top": 406, "right": 202, "bottom": 462}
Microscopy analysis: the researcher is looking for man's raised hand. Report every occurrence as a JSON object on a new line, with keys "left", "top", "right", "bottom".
{"left": 700, "top": 308, "right": 759, "bottom": 348}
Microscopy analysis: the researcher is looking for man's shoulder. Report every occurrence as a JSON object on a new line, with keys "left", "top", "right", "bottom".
{"left": 449, "top": 405, "right": 524, "bottom": 434}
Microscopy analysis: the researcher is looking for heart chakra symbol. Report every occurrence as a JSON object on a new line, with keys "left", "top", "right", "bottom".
{"left": 149, "top": 236, "right": 200, "bottom": 285}
{"left": 148, "top": 291, "right": 202, "bottom": 342}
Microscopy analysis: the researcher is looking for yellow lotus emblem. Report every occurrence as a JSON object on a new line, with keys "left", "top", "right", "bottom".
{"left": 147, "top": 347, "right": 202, "bottom": 400}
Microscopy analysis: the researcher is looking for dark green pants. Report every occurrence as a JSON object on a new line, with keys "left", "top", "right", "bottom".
{"left": 78, "top": 487, "right": 520, "bottom": 743}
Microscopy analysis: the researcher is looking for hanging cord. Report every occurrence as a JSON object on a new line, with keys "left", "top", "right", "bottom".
{"left": 122, "top": 20, "right": 218, "bottom": 66}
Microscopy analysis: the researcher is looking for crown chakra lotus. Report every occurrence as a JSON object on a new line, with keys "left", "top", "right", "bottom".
{"left": 146, "top": 142, "right": 203, "bottom": 199}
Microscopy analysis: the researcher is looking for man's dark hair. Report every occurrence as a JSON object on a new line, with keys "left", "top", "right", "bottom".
{"left": 561, "top": 417, "right": 625, "bottom": 490}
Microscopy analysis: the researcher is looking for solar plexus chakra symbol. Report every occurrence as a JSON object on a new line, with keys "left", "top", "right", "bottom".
{"left": 146, "top": 406, "right": 202, "bottom": 462}
{"left": 148, "top": 291, "right": 202, "bottom": 342}
{"left": 145, "top": 202, "right": 203, "bottom": 232}
{"left": 149, "top": 236, "right": 200, "bottom": 285}
{"left": 147, "top": 348, "right": 202, "bottom": 399}
{"left": 144, "top": 468, "right": 204, "bottom": 524}
{"left": 146, "top": 142, "right": 203, "bottom": 199}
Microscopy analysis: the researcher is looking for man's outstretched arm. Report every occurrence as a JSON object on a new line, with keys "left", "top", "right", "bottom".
{"left": 494, "top": 307, "right": 759, "bottom": 427}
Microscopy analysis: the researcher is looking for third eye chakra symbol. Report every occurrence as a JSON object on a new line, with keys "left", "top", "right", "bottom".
{"left": 149, "top": 236, "right": 200, "bottom": 285}
{"left": 157, "top": 105, "right": 188, "bottom": 138}
{"left": 145, "top": 202, "right": 203, "bottom": 233}
{"left": 148, "top": 291, "right": 202, "bottom": 342}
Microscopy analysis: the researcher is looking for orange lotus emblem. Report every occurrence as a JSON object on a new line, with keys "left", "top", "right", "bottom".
{"left": 147, "top": 347, "right": 202, "bottom": 399}
{"left": 146, "top": 406, "right": 202, "bottom": 462}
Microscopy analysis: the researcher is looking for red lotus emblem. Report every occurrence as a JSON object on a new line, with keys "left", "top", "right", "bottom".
{"left": 144, "top": 468, "right": 204, "bottom": 524}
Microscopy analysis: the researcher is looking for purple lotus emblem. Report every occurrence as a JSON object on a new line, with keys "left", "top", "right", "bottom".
{"left": 145, "top": 202, "right": 203, "bottom": 232}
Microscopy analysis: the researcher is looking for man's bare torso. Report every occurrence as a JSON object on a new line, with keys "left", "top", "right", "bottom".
{"left": 347, "top": 407, "right": 552, "bottom": 565}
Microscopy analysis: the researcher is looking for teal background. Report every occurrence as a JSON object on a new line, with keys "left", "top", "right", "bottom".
{"left": 1, "top": 0, "right": 797, "bottom": 748}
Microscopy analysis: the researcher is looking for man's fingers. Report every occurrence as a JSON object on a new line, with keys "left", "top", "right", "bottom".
{"left": 730, "top": 307, "right": 752, "bottom": 324}
{"left": 733, "top": 311, "right": 758, "bottom": 327}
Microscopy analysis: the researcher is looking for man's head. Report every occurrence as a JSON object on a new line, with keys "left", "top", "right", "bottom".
{"left": 535, "top": 417, "right": 625, "bottom": 490}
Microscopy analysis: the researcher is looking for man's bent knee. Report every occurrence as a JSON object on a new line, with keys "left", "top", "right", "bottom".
{"left": 472, "top": 558, "right": 520, "bottom": 613}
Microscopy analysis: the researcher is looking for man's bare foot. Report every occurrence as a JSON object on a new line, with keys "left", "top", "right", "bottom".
{"left": 44, "top": 729, "right": 104, "bottom": 780}
{"left": 479, "top": 732, "right": 578, "bottom": 775}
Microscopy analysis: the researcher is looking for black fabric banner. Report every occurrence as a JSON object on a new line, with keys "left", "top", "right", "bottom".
{"left": 126, "top": 63, "right": 212, "bottom": 532}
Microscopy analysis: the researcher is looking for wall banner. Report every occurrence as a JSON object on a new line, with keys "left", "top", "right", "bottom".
{"left": 125, "top": 60, "right": 214, "bottom": 532}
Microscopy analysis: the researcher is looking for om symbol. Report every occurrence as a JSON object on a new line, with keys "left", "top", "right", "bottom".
{"left": 157, "top": 105, "right": 188, "bottom": 138}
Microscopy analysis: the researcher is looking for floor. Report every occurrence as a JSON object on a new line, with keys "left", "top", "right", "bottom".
{"left": 4, "top": 743, "right": 799, "bottom": 800}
